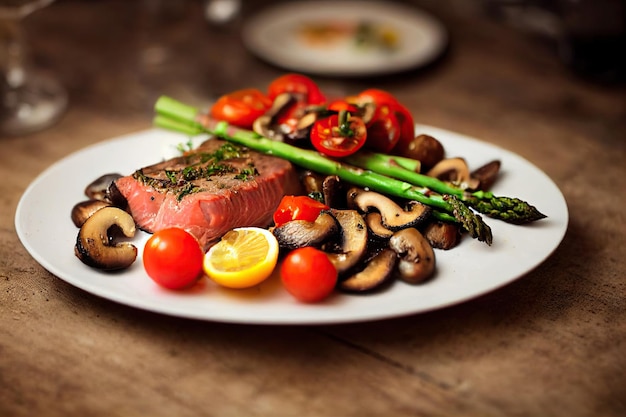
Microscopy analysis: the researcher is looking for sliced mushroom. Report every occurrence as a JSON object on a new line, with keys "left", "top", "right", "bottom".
{"left": 325, "top": 209, "right": 368, "bottom": 275}
{"left": 423, "top": 221, "right": 461, "bottom": 250}
{"left": 253, "top": 93, "right": 295, "bottom": 139}
{"left": 364, "top": 212, "right": 394, "bottom": 239}
{"left": 74, "top": 206, "right": 137, "bottom": 271}
{"left": 298, "top": 170, "right": 325, "bottom": 204}
{"left": 301, "top": 170, "right": 324, "bottom": 195}
{"left": 470, "top": 160, "right": 501, "bottom": 191}
{"left": 426, "top": 157, "right": 480, "bottom": 190}
{"left": 347, "top": 188, "right": 431, "bottom": 231}
{"left": 389, "top": 228, "right": 436, "bottom": 284}
{"left": 272, "top": 211, "right": 338, "bottom": 250}
{"left": 293, "top": 112, "right": 318, "bottom": 133}
{"left": 84, "top": 173, "right": 122, "bottom": 201}
{"left": 339, "top": 248, "right": 397, "bottom": 292}
{"left": 252, "top": 115, "right": 274, "bottom": 139}
{"left": 299, "top": 173, "right": 346, "bottom": 208}
{"left": 253, "top": 93, "right": 317, "bottom": 142}
{"left": 322, "top": 175, "right": 345, "bottom": 208}
{"left": 71, "top": 199, "right": 112, "bottom": 227}
{"left": 358, "top": 102, "right": 377, "bottom": 124}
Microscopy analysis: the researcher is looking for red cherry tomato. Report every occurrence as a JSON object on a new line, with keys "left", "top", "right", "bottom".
{"left": 354, "top": 88, "right": 399, "bottom": 105}
{"left": 273, "top": 195, "right": 329, "bottom": 227}
{"left": 363, "top": 103, "right": 401, "bottom": 153}
{"left": 210, "top": 88, "right": 272, "bottom": 129}
{"left": 327, "top": 99, "right": 359, "bottom": 114}
{"left": 268, "top": 73, "right": 327, "bottom": 105}
{"left": 143, "top": 228, "right": 204, "bottom": 290}
{"left": 310, "top": 110, "right": 367, "bottom": 158}
{"left": 353, "top": 89, "right": 415, "bottom": 151}
{"left": 280, "top": 247, "right": 338, "bottom": 303}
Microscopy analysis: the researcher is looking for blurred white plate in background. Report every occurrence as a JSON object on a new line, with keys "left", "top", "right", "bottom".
{"left": 242, "top": 0, "right": 448, "bottom": 76}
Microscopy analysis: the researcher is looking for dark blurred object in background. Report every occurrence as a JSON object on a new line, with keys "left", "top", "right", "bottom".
{"left": 484, "top": 0, "right": 625, "bottom": 85}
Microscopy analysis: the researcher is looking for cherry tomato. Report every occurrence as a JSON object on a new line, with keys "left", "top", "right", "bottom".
{"left": 353, "top": 89, "right": 415, "bottom": 151}
{"left": 210, "top": 88, "right": 272, "bottom": 129}
{"left": 363, "top": 103, "right": 401, "bottom": 153}
{"left": 268, "top": 73, "right": 327, "bottom": 105}
{"left": 143, "top": 228, "right": 204, "bottom": 290}
{"left": 280, "top": 247, "right": 338, "bottom": 303}
{"left": 310, "top": 110, "right": 367, "bottom": 158}
{"left": 273, "top": 195, "right": 329, "bottom": 227}
{"left": 326, "top": 99, "right": 359, "bottom": 114}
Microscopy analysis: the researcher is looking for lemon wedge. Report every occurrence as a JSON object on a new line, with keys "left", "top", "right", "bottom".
{"left": 203, "top": 227, "right": 279, "bottom": 289}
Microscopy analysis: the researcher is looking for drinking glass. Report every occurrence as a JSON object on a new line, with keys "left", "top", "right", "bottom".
{"left": 0, "top": 0, "right": 67, "bottom": 136}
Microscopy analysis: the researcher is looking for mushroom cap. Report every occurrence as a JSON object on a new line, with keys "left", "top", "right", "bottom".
{"left": 321, "top": 175, "right": 345, "bottom": 208}
{"left": 388, "top": 227, "right": 436, "bottom": 284}
{"left": 252, "top": 92, "right": 317, "bottom": 142}
{"left": 84, "top": 173, "right": 122, "bottom": 201}
{"left": 272, "top": 211, "right": 338, "bottom": 250}
{"left": 470, "top": 159, "right": 501, "bottom": 191}
{"left": 339, "top": 248, "right": 397, "bottom": 292}
{"left": 71, "top": 199, "right": 112, "bottom": 228}
{"left": 423, "top": 221, "right": 461, "bottom": 250}
{"left": 347, "top": 188, "right": 431, "bottom": 231}
{"left": 74, "top": 206, "right": 137, "bottom": 271}
{"left": 426, "top": 157, "right": 480, "bottom": 190}
{"left": 364, "top": 212, "right": 394, "bottom": 239}
{"left": 394, "top": 134, "right": 445, "bottom": 171}
{"left": 325, "top": 209, "right": 368, "bottom": 275}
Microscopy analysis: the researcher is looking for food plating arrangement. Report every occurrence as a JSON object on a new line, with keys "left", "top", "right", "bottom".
{"left": 70, "top": 73, "right": 547, "bottom": 304}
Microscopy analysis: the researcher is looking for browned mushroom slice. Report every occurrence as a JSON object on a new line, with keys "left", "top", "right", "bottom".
{"left": 300, "top": 170, "right": 325, "bottom": 195}
{"left": 71, "top": 199, "right": 112, "bottom": 228}
{"left": 389, "top": 228, "right": 436, "bottom": 284}
{"left": 84, "top": 173, "right": 122, "bottom": 201}
{"left": 358, "top": 102, "right": 377, "bottom": 124}
{"left": 74, "top": 207, "right": 137, "bottom": 271}
{"left": 322, "top": 175, "right": 345, "bottom": 208}
{"left": 253, "top": 93, "right": 318, "bottom": 142}
{"left": 252, "top": 92, "right": 295, "bottom": 140}
{"left": 426, "top": 157, "right": 480, "bottom": 190}
{"left": 339, "top": 248, "right": 397, "bottom": 292}
{"left": 293, "top": 112, "right": 318, "bottom": 138}
{"left": 325, "top": 209, "right": 368, "bottom": 275}
{"left": 364, "top": 212, "right": 394, "bottom": 239}
{"left": 423, "top": 221, "right": 461, "bottom": 250}
{"left": 347, "top": 188, "right": 431, "bottom": 231}
{"left": 470, "top": 160, "right": 501, "bottom": 191}
{"left": 272, "top": 212, "right": 338, "bottom": 250}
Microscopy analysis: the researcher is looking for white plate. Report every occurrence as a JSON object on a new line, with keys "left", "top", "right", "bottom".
{"left": 15, "top": 127, "right": 568, "bottom": 325}
{"left": 242, "top": 0, "right": 448, "bottom": 76}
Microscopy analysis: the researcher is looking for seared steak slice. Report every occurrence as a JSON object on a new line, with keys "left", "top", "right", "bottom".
{"left": 114, "top": 139, "right": 301, "bottom": 249}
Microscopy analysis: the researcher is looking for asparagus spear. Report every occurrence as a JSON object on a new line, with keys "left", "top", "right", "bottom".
{"left": 154, "top": 96, "right": 497, "bottom": 243}
{"left": 345, "top": 152, "right": 546, "bottom": 224}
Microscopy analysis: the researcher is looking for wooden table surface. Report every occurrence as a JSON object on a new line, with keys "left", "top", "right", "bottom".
{"left": 1, "top": 1, "right": 624, "bottom": 416}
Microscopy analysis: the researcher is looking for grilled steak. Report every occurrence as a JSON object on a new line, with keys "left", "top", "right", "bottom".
{"left": 114, "top": 139, "right": 302, "bottom": 249}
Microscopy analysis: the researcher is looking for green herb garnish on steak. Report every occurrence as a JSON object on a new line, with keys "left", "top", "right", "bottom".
{"left": 134, "top": 143, "right": 259, "bottom": 201}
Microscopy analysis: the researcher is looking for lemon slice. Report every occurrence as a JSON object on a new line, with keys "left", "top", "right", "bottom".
{"left": 204, "top": 227, "right": 279, "bottom": 289}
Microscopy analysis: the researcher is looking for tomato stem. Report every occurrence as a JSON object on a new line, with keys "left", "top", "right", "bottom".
{"left": 337, "top": 110, "right": 355, "bottom": 137}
